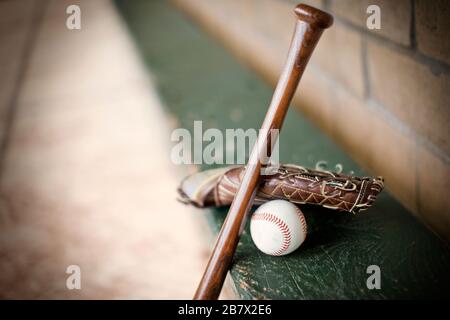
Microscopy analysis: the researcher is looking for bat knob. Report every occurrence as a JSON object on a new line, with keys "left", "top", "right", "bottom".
{"left": 294, "top": 4, "right": 333, "bottom": 29}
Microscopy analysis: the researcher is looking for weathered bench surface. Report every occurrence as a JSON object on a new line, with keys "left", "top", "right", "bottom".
{"left": 116, "top": 0, "right": 450, "bottom": 299}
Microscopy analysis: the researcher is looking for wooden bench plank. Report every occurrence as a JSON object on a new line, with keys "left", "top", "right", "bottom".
{"left": 116, "top": 0, "right": 450, "bottom": 299}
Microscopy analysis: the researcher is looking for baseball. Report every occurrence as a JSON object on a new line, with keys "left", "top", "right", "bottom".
{"left": 250, "top": 200, "right": 307, "bottom": 256}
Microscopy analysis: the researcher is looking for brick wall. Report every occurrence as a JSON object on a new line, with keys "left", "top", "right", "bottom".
{"left": 172, "top": 0, "right": 450, "bottom": 241}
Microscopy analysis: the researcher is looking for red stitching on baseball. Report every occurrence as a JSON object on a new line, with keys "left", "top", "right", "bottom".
{"left": 251, "top": 212, "right": 291, "bottom": 256}
{"left": 294, "top": 206, "right": 308, "bottom": 236}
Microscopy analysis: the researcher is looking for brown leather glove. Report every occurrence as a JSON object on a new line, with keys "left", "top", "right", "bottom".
{"left": 178, "top": 164, "right": 384, "bottom": 213}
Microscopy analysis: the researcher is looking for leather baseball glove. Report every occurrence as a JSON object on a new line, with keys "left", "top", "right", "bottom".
{"left": 178, "top": 164, "right": 384, "bottom": 213}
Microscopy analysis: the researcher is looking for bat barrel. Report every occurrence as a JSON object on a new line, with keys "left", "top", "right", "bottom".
{"left": 294, "top": 4, "right": 333, "bottom": 29}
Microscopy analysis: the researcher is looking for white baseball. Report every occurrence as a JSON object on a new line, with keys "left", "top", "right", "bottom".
{"left": 250, "top": 200, "right": 307, "bottom": 256}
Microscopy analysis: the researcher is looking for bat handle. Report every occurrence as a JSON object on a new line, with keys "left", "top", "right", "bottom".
{"left": 194, "top": 4, "right": 333, "bottom": 300}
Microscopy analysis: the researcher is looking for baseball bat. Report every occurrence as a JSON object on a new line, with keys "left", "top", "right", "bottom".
{"left": 194, "top": 4, "right": 333, "bottom": 300}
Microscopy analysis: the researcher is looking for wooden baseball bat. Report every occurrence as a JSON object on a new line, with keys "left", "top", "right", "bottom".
{"left": 194, "top": 4, "right": 333, "bottom": 300}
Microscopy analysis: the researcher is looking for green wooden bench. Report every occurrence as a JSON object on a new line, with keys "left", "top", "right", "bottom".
{"left": 116, "top": 0, "right": 450, "bottom": 299}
